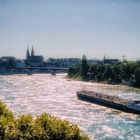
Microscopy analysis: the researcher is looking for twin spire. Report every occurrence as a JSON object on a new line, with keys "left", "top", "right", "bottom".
{"left": 26, "top": 45, "right": 34, "bottom": 59}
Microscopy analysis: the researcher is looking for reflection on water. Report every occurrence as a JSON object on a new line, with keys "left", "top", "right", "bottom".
{"left": 0, "top": 74, "right": 140, "bottom": 140}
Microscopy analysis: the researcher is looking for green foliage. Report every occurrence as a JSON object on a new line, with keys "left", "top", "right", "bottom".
{"left": 5, "top": 114, "right": 34, "bottom": 140}
{"left": 103, "top": 65, "right": 112, "bottom": 80}
{"left": 68, "top": 59, "right": 140, "bottom": 87}
{"left": 0, "top": 57, "right": 16, "bottom": 68}
{"left": 0, "top": 101, "right": 13, "bottom": 119}
{"left": 33, "top": 113, "right": 88, "bottom": 140}
{"left": 134, "top": 68, "right": 140, "bottom": 87}
{"left": 0, "top": 101, "right": 89, "bottom": 140}
{"left": 68, "top": 65, "right": 81, "bottom": 79}
{"left": 81, "top": 55, "right": 88, "bottom": 80}
{"left": 0, "top": 101, "right": 14, "bottom": 140}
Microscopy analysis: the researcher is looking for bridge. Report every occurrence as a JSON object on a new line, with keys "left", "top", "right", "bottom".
{"left": 12, "top": 66, "right": 69, "bottom": 74}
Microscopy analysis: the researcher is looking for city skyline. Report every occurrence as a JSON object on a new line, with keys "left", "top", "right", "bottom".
{"left": 0, "top": 0, "right": 140, "bottom": 60}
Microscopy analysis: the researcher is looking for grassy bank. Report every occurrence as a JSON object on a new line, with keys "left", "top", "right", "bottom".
{"left": 0, "top": 100, "right": 89, "bottom": 140}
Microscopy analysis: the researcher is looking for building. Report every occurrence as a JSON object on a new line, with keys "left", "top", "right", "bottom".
{"left": 46, "top": 58, "right": 81, "bottom": 68}
{"left": 88, "top": 59, "right": 101, "bottom": 65}
{"left": 26, "top": 46, "right": 44, "bottom": 67}
{"left": 103, "top": 56, "right": 120, "bottom": 64}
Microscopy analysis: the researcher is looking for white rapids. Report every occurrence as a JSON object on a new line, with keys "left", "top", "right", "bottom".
{"left": 0, "top": 74, "right": 140, "bottom": 140}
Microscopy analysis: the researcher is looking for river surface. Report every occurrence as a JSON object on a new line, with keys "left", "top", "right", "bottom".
{"left": 0, "top": 74, "right": 140, "bottom": 140}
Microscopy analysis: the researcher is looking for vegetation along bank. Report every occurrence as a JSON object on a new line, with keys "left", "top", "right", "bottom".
{"left": 68, "top": 55, "right": 140, "bottom": 88}
{"left": 0, "top": 100, "right": 89, "bottom": 140}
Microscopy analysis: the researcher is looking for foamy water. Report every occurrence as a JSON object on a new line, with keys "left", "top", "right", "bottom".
{"left": 0, "top": 74, "right": 140, "bottom": 140}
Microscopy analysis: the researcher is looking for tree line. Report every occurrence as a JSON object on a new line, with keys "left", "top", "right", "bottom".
{"left": 68, "top": 55, "right": 140, "bottom": 87}
{"left": 0, "top": 57, "right": 16, "bottom": 68}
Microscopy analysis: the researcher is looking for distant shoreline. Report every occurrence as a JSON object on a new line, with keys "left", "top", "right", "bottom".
{"left": 67, "top": 76, "right": 140, "bottom": 90}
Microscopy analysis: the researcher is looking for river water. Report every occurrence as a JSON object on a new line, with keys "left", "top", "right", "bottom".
{"left": 0, "top": 74, "right": 140, "bottom": 140}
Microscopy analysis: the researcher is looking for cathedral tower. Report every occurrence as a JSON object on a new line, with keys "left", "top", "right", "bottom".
{"left": 26, "top": 46, "right": 30, "bottom": 60}
{"left": 31, "top": 45, "right": 34, "bottom": 57}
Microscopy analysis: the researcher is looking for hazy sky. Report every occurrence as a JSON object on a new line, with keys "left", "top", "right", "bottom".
{"left": 0, "top": 0, "right": 140, "bottom": 60}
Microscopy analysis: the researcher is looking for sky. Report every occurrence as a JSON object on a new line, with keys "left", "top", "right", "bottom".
{"left": 0, "top": 0, "right": 140, "bottom": 60}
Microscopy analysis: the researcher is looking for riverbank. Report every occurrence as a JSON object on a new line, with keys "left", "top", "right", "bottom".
{"left": 67, "top": 75, "right": 140, "bottom": 90}
{"left": 68, "top": 60, "right": 140, "bottom": 88}
{"left": 67, "top": 75, "right": 126, "bottom": 87}
{"left": 0, "top": 100, "right": 89, "bottom": 140}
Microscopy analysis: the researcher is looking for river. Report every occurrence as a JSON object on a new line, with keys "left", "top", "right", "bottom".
{"left": 0, "top": 74, "right": 140, "bottom": 140}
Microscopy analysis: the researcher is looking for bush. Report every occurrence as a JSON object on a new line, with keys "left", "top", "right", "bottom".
{"left": 0, "top": 100, "right": 89, "bottom": 140}
{"left": 0, "top": 101, "right": 14, "bottom": 140}
{"left": 0, "top": 101, "right": 13, "bottom": 119}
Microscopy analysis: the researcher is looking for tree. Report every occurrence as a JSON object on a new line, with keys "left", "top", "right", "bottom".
{"left": 81, "top": 55, "right": 88, "bottom": 79}
{"left": 68, "top": 64, "right": 81, "bottom": 78}
{"left": 103, "top": 65, "right": 112, "bottom": 80}
{"left": 134, "top": 68, "right": 140, "bottom": 87}
{"left": 0, "top": 57, "right": 16, "bottom": 68}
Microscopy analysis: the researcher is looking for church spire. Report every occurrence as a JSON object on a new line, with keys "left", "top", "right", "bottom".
{"left": 26, "top": 46, "right": 30, "bottom": 59}
{"left": 31, "top": 45, "right": 34, "bottom": 57}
